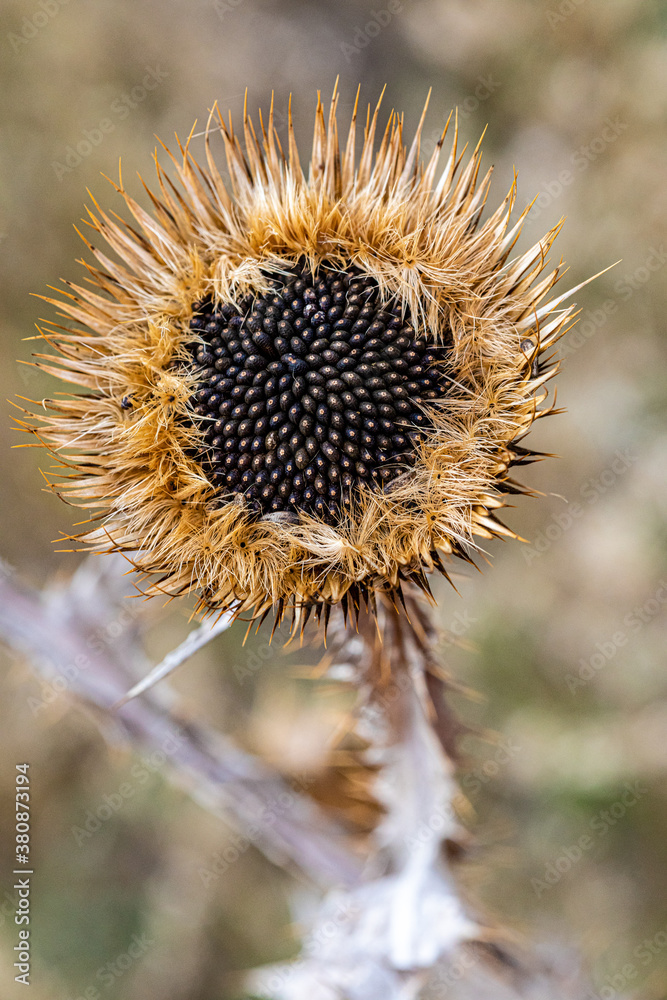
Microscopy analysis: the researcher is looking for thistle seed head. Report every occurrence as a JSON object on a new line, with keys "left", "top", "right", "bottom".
{"left": 19, "top": 86, "right": 582, "bottom": 632}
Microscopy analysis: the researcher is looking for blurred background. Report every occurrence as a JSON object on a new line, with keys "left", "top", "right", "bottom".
{"left": 1, "top": 0, "right": 666, "bottom": 997}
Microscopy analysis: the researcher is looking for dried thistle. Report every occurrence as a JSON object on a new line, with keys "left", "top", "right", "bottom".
{"left": 19, "top": 86, "right": 583, "bottom": 632}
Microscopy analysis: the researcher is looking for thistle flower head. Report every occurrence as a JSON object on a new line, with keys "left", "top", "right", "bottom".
{"left": 22, "top": 87, "right": 579, "bottom": 631}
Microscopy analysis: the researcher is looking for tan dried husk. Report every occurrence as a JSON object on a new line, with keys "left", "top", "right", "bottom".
{"left": 18, "top": 86, "right": 580, "bottom": 629}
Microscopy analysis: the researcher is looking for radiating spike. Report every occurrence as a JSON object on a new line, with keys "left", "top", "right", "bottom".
{"left": 357, "top": 86, "right": 386, "bottom": 187}
{"left": 323, "top": 602, "right": 331, "bottom": 646}
{"left": 299, "top": 602, "right": 312, "bottom": 641}
{"left": 400, "top": 88, "right": 431, "bottom": 186}
{"left": 342, "top": 85, "right": 361, "bottom": 194}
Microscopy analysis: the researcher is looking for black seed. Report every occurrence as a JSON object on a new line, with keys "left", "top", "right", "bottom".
{"left": 305, "top": 436, "right": 318, "bottom": 458}
{"left": 245, "top": 353, "right": 265, "bottom": 372}
{"left": 288, "top": 403, "right": 302, "bottom": 424}
{"left": 322, "top": 441, "right": 339, "bottom": 462}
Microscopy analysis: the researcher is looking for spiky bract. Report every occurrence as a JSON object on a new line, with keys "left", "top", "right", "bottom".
{"left": 21, "top": 88, "right": 577, "bottom": 630}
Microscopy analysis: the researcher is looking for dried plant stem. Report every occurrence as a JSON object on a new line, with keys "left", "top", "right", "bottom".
{"left": 0, "top": 557, "right": 361, "bottom": 887}
{"left": 247, "top": 594, "right": 479, "bottom": 997}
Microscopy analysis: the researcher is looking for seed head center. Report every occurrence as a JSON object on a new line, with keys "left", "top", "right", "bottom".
{"left": 189, "top": 263, "right": 449, "bottom": 522}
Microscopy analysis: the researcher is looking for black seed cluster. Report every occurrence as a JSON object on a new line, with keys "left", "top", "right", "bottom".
{"left": 188, "top": 263, "right": 450, "bottom": 523}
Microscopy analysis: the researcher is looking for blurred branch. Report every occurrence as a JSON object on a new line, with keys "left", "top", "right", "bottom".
{"left": 0, "top": 556, "right": 361, "bottom": 888}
